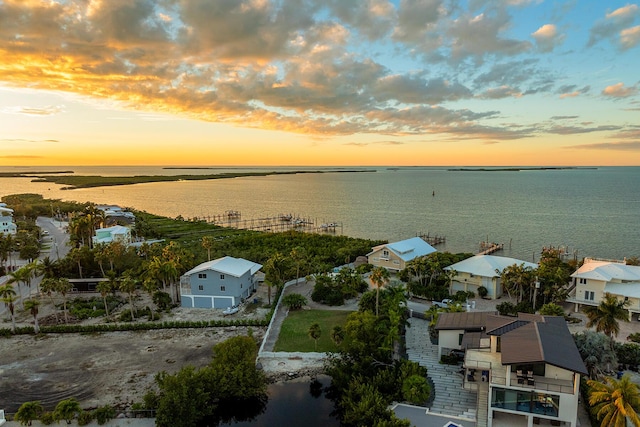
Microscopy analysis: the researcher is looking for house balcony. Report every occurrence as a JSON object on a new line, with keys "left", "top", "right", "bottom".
{"left": 464, "top": 349, "right": 576, "bottom": 395}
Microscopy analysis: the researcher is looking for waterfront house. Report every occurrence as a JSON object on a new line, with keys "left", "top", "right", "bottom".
{"left": 367, "top": 237, "right": 437, "bottom": 272}
{"left": 96, "top": 205, "right": 136, "bottom": 226}
{"left": 180, "top": 256, "right": 262, "bottom": 309}
{"left": 92, "top": 225, "right": 132, "bottom": 246}
{"left": 567, "top": 257, "right": 640, "bottom": 319}
{"left": 0, "top": 203, "right": 17, "bottom": 236}
{"left": 445, "top": 255, "right": 538, "bottom": 299}
{"left": 439, "top": 312, "right": 586, "bottom": 427}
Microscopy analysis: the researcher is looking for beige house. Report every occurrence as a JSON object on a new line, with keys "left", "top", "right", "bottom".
{"left": 366, "top": 237, "right": 436, "bottom": 272}
{"left": 437, "top": 312, "right": 586, "bottom": 427}
{"left": 445, "top": 255, "right": 538, "bottom": 299}
{"left": 568, "top": 257, "right": 640, "bottom": 318}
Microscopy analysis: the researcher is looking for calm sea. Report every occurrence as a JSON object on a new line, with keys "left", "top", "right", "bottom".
{"left": 1, "top": 166, "right": 639, "bottom": 262}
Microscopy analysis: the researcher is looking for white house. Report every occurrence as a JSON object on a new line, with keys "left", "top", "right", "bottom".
{"left": 568, "top": 257, "right": 640, "bottom": 318}
{"left": 445, "top": 255, "right": 538, "bottom": 299}
{"left": 180, "top": 256, "right": 262, "bottom": 309}
{"left": 439, "top": 312, "right": 587, "bottom": 427}
{"left": 92, "top": 225, "right": 132, "bottom": 245}
{"left": 0, "top": 204, "right": 17, "bottom": 236}
{"left": 367, "top": 237, "right": 437, "bottom": 271}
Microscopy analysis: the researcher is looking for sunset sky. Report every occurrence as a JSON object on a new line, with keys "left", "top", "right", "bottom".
{"left": 0, "top": 0, "right": 639, "bottom": 167}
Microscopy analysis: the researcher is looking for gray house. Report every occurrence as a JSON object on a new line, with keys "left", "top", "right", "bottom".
{"left": 180, "top": 256, "right": 262, "bottom": 309}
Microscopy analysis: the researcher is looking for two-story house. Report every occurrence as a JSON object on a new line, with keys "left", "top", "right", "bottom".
{"left": 568, "top": 257, "right": 640, "bottom": 319}
{"left": 445, "top": 255, "right": 538, "bottom": 299}
{"left": 367, "top": 237, "right": 437, "bottom": 272}
{"left": 180, "top": 256, "right": 262, "bottom": 309}
{"left": 437, "top": 312, "right": 587, "bottom": 427}
{"left": 0, "top": 203, "right": 17, "bottom": 236}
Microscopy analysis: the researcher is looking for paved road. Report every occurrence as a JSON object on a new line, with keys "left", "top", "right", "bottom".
{"left": 0, "top": 217, "right": 69, "bottom": 316}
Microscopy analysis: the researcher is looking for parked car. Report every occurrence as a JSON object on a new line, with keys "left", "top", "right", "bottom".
{"left": 432, "top": 299, "right": 453, "bottom": 308}
{"left": 223, "top": 305, "right": 239, "bottom": 316}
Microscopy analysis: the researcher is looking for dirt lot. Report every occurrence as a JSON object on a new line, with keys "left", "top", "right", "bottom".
{"left": 0, "top": 288, "right": 270, "bottom": 415}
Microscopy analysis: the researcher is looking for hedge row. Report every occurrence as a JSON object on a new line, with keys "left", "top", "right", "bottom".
{"left": 0, "top": 318, "right": 269, "bottom": 337}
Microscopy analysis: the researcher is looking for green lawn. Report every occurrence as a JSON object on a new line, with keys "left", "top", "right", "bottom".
{"left": 274, "top": 309, "right": 353, "bottom": 352}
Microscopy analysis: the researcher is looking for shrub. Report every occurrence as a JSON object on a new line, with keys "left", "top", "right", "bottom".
{"left": 539, "top": 303, "right": 565, "bottom": 317}
{"left": 628, "top": 333, "right": 640, "bottom": 343}
{"left": 402, "top": 375, "right": 431, "bottom": 404}
{"left": 477, "top": 286, "right": 488, "bottom": 298}
{"left": 77, "top": 410, "right": 94, "bottom": 426}
{"left": 496, "top": 301, "right": 516, "bottom": 316}
{"left": 282, "top": 293, "right": 308, "bottom": 310}
{"left": 94, "top": 405, "right": 116, "bottom": 425}
{"left": 40, "top": 412, "right": 55, "bottom": 425}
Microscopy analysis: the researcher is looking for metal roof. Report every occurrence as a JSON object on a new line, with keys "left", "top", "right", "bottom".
{"left": 184, "top": 256, "right": 262, "bottom": 278}
{"left": 444, "top": 255, "right": 537, "bottom": 277}
{"left": 571, "top": 260, "right": 640, "bottom": 282}
{"left": 498, "top": 315, "right": 588, "bottom": 375}
{"left": 367, "top": 237, "right": 436, "bottom": 262}
{"left": 435, "top": 311, "right": 495, "bottom": 331}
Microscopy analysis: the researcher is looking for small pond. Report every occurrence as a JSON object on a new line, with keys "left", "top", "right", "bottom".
{"left": 219, "top": 375, "right": 339, "bottom": 426}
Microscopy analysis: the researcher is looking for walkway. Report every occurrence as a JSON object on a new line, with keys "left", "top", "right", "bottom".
{"left": 406, "top": 317, "right": 478, "bottom": 421}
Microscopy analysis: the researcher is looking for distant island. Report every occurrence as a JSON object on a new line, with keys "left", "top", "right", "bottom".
{"left": 0, "top": 171, "right": 73, "bottom": 177}
{"left": 26, "top": 169, "right": 375, "bottom": 189}
{"left": 447, "top": 167, "right": 598, "bottom": 172}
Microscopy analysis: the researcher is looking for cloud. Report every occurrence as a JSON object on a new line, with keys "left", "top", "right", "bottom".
{"left": 568, "top": 141, "right": 640, "bottom": 151}
{"left": 0, "top": 138, "right": 59, "bottom": 143}
{"left": 620, "top": 25, "right": 640, "bottom": 49}
{"left": 556, "top": 84, "right": 590, "bottom": 99}
{"left": 445, "top": 9, "right": 532, "bottom": 63}
{"left": 0, "top": 155, "right": 45, "bottom": 159}
{"left": 2, "top": 105, "right": 64, "bottom": 116}
{"left": 344, "top": 140, "right": 405, "bottom": 146}
{"left": 546, "top": 125, "right": 622, "bottom": 135}
{"left": 531, "top": 24, "right": 565, "bottom": 52}
{"left": 550, "top": 115, "right": 579, "bottom": 120}
{"left": 602, "top": 82, "right": 638, "bottom": 98}
{"left": 588, "top": 4, "right": 639, "bottom": 47}
{"left": 478, "top": 85, "right": 522, "bottom": 99}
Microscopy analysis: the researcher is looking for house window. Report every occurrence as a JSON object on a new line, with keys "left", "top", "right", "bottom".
{"left": 585, "top": 290, "right": 595, "bottom": 301}
{"left": 458, "top": 334, "right": 464, "bottom": 345}
{"left": 382, "top": 250, "right": 390, "bottom": 259}
{"left": 579, "top": 278, "right": 587, "bottom": 285}
{"left": 198, "top": 285, "right": 203, "bottom": 291}
{"left": 198, "top": 273, "right": 207, "bottom": 279}
{"left": 241, "top": 283, "right": 243, "bottom": 288}
{"left": 220, "top": 274, "right": 225, "bottom": 280}
{"left": 220, "top": 286, "right": 226, "bottom": 292}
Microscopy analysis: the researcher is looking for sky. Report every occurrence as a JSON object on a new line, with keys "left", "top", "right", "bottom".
{"left": 0, "top": 0, "right": 639, "bottom": 167}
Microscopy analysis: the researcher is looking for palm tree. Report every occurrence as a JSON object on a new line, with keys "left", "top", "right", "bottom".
{"left": 119, "top": 274, "right": 138, "bottom": 320}
{"left": 290, "top": 246, "right": 307, "bottom": 285}
{"left": 0, "top": 284, "right": 17, "bottom": 332}
{"left": 40, "top": 277, "right": 59, "bottom": 323}
{"left": 55, "top": 277, "right": 73, "bottom": 323}
{"left": 588, "top": 374, "right": 640, "bottom": 427}
{"left": 7, "top": 266, "right": 28, "bottom": 309}
{"left": 201, "top": 236, "right": 214, "bottom": 261}
{"left": 15, "top": 400, "right": 44, "bottom": 426}
{"left": 331, "top": 325, "right": 345, "bottom": 346}
{"left": 54, "top": 397, "right": 82, "bottom": 424}
{"left": 24, "top": 299, "right": 41, "bottom": 333}
{"left": 584, "top": 293, "right": 630, "bottom": 345}
{"left": 264, "top": 252, "right": 287, "bottom": 305}
{"left": 370, "top": 267, "right": 390, "bottom": 317}
{"left": 96, "top": 279, "right": 112, "bottom": 316}
{"left": 308, "top": 323, "right": 321, "bottom": 350}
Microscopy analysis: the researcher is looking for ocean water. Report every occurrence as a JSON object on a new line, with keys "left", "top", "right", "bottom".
{"left": 1, "top": 166, "right": 638, "bottom": 262}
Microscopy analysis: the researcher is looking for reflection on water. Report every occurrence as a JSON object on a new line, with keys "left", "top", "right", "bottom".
{"left": 218, "top": 376, "right": 338, "bottom": 427}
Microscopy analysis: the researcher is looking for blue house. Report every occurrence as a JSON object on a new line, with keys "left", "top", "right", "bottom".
{"left": 180, "top": 256, "right": 262, "bottom": 309}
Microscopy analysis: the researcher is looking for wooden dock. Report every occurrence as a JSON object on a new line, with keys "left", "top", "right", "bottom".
{"left": 478, "top": 241, "right": 504, "bottom": 255}
{"left": 189, "top": 212, "right": 343, "bottom": 234}
{"left": 418, "top": 232, "right": 446, "bottom": 246}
